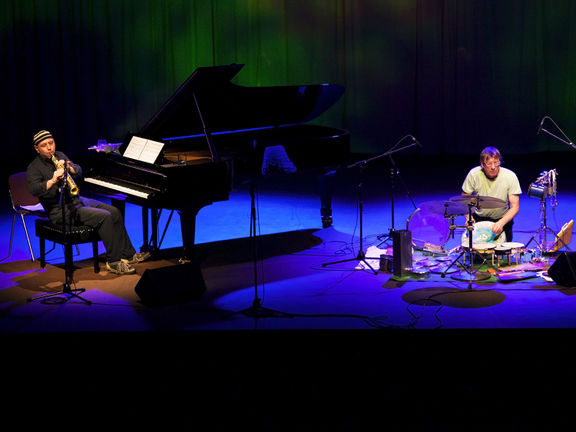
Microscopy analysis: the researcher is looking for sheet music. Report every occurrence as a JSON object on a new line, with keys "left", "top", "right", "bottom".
{"left": 123, "top": 136, "right": 164, "bottom": 164}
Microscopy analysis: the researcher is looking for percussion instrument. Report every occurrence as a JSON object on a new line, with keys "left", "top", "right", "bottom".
{"left": 494, "top": 242, "right": 525, "bottom": 266}
{"left": 527, "top": 183, "right": 546, "bottom": 200}
{"left": 407, "top": 208, "right": 450, "bottom": 251}
{"left": 461, "top": 221, "right": 506, "bottom": 247}
{"left": 528, "top": 169, "right": 557, "bottom": 201}
{"left": 449, "top": 195, "right": 507, "bottom": 209}
{"left": 419, "top": 200, "right": 468, "bottom": 217}
{"left": 470, "top": 241, "right": 496, "bottom": 252}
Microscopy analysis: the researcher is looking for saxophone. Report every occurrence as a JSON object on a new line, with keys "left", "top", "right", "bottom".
{"left": 51, "top": 154, "right": 79, "bottom": 196}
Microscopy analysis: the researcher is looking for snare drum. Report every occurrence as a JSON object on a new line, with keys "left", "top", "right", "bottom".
{"left": 407, "top": 208, "right": 450, "bottom": 251}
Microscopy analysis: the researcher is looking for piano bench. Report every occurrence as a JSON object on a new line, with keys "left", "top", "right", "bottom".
{"left": 35, "top": 219, "right": 101, "bottom": 273}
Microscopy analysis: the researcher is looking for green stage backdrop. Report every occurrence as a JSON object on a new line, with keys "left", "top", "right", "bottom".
{"left": 3, "top": 0, "right": 576, "bottom": 164}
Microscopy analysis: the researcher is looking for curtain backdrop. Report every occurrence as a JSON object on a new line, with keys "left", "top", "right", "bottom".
{"left": 3, "top": 0, "right": 576, "bottom": 165}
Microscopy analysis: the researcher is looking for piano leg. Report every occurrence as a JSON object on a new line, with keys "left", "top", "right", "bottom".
{"left": 140, "top": 206, "right": 160, "bottom": 255}
{"left": 178, "top": 206, "right": 201, "bottom": 262}
{"left": 141, "top": 206, "right": 150, "bottom": 252}
{"left": 111, "top": 197, "right": 126, "bottom": 218}
{"left": 151, "top": 207, "right": 159, "bottom": 252}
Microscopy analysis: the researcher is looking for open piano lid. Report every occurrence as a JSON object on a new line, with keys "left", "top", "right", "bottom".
{"left": 136, "top": 63, "right": 345, "bottom": 142}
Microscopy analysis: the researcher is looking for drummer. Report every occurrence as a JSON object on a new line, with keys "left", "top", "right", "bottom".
{"left": 462, "top": 146, "right": 522, "bottom": 241}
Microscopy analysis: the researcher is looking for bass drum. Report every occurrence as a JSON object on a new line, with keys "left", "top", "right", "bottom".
{"left": 407, "top": 208, "right": 450, "bottom": 251}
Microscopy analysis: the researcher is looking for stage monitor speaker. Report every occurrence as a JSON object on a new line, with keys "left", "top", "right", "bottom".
{"left": 548, "top": 252, "right": 576, "bottom": 287}
{"left": 393, "top": 229, "right": 412, "bottom": 277}
{"left": 135, "top": 262, "right": 206, "bottom": 306}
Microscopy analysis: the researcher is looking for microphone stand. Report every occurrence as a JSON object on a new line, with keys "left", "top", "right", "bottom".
{"left": 227, "top": 145, "right": 292, "bottom": 321}
{"left": 377, "top": 153, "right": 418, "bottom": 247}
{"left": 532, "top": 116, "right": 575, "bottom": 253}
{"left": 29, "top": 159, "right": 91, "bottom": 304}
{"left": 321, "top": 139, "right": 419, "bottom": 274}
{"left": 239, "top": 179, "right": 289, "bottom": 318}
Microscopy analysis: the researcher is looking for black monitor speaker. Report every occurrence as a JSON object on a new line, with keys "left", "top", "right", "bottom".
{"left": 135, "top": 262, "right": 206, "bottom": 306}
{"left": 393, "top": 229, "right": 412, "bottom": 277}
{"left": 548, "top": 252, "right": 576, "bottom": 287}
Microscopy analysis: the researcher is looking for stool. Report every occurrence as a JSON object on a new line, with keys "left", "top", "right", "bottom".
{"left": 35, "top": 218, "right": 100, "bottom": 273}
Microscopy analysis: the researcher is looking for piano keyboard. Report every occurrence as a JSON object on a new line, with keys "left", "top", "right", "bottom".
{"left": 84, "top": 177, "right": 152, "bottom": 199}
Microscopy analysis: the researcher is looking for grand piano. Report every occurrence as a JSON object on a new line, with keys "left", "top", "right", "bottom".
{"left": 83, "top": 64, "right": 349, "bottom": 260}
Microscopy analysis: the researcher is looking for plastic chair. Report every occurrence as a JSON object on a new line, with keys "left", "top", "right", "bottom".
{"left": 8, "top": 172, "right": 48, "bottom": 261}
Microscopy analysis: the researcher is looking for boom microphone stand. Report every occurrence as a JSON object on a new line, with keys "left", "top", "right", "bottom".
{"left": 532, "top": 116, "right": 575, "bottom": 253}
{"left": 321, "top": 137, "right": 420, "bottom": 274}
{"left": 537, "top": 116, "right": 576, "bottom": 151}
{"left": 377, "top": 153, "right": 418, "bottom": 246}
{"left": 29, "top": 160, "right": 91, "bottom": 304}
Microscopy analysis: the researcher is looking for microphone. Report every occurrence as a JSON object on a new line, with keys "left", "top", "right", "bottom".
{"left": 410, "top": 135, "right": 422, "bottom": 147}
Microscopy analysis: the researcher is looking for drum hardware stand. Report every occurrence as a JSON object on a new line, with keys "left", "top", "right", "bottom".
{"left": 321, "top": 138, "right": 420, "bottom": 274}
{"left": 524, "top": 188, "right": 570, "bottom": 254}
{"left": 29, "top": 163, "right": 91, "bottom": 305}
{"left": 440, "top": 200, "right": 491, "bottom": 283}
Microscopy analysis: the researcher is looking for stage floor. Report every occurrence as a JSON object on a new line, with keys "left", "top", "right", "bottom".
{"left": 2, "top": 153, "right": 576, "bottom": 333}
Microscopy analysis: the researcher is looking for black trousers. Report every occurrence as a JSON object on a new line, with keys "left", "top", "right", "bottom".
{"left": 473, "top": 214, "right": 514, "bottom": 242}
{"left": 49, "top": 196, "right": 136, "bottom": 263}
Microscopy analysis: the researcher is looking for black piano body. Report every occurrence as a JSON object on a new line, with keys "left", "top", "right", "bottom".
{"left": 83, "top": 64, "right": 349, "bottom": 260}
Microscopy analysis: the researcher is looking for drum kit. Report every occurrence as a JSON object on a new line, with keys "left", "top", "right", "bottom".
{"left": 407, "top": 194, "right": 523, "bottom": 282}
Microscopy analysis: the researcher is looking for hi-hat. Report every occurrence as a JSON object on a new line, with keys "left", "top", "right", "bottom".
{"left": 449, "top": 195, "right": 507, "bottom": 209}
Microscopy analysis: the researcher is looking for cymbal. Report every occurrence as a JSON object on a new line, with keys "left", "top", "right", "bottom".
{"left": 449, "top": 195, "right": 507, "bottom": 209}
{"left": 419, "top": 200, "right": 469, "bottom": 216}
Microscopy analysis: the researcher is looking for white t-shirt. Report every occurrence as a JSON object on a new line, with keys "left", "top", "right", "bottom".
{"left": 462, "top": 166, "right": 522, "bottom": 219}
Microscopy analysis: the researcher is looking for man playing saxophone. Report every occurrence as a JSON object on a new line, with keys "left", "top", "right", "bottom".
{"left": 26, "top": 130, "right": 149, "bottom": 275}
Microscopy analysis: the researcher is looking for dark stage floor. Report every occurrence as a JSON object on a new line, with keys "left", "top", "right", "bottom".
{"left": 3, "top": 152, "right": 576, "bottom": 331}
{"left": 2, "top": 152, "right": 576, "bottom": 428}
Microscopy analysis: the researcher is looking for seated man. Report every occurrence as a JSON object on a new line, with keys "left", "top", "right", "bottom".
{"left": 462, "top": 146, "right": 522, "bottom": 242}
{"left": 26, "top": 130, "right": 149, "bottom": 275}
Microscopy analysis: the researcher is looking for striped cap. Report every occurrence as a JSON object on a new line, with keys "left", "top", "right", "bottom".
{"left": 33, "top": 130, "right": 53, "bottom": 146}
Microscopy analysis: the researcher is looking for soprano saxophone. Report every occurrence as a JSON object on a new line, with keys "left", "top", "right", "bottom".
{"left": 51, "top": 154, "right": 79, "bottom": 196}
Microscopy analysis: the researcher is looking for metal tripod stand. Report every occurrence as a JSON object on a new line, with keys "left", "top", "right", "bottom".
{"left": 321, "top": 136, "right": 420, "bottom": 275}
{"left": 321, "top": 162, "right": 378, "bottom": 274}
{"left": 524, "top": 188, "right": 570, "bottom": 254}
{"left": 28, "top": 164, "right": 91, "bottom": 304}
